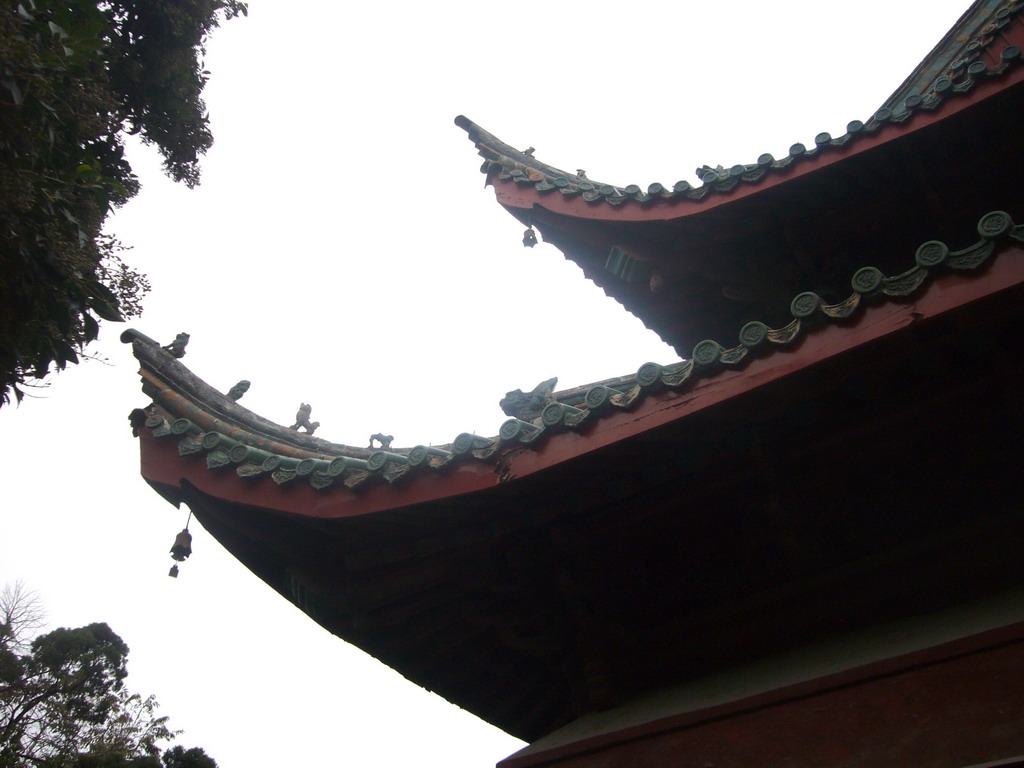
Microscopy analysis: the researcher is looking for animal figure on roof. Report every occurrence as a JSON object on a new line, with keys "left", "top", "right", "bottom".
{"left": 500, "top": 377, "right": 558, "bottom": 422}
{"left": 162, "top": 332, "right": 190, "bottom": 358}
{"left": 290, "top": 403, "right": 319, "bottom": 435}
{"left": 227, "top": 380, "right": 250, "bottom": 401}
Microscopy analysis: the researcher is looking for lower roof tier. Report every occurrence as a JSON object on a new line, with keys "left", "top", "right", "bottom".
{"left": 129, "top": 218, "right": 1024, "bottom": 740}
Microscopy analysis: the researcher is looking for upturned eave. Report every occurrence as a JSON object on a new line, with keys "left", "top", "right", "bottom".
{"left": 128, "top": 220, "right": 1024, "bottom": 741}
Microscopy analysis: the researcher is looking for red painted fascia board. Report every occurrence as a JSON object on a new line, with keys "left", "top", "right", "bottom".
{"left": 138, "top": 246, "right": 1024, "bottom": 522}
{"left": 489, "top": 68, "right": 1024, "bottom": 225}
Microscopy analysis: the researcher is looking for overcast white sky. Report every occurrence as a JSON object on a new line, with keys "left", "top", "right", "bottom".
{"left": 0, "top": 1, "right": 972, "bottom": 766}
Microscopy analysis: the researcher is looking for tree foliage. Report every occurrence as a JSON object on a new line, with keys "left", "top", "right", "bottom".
{"left": 160, "top": 747, "right": 217, "bottom": 768}
{"left": 0, "top": 0, "right": 245, "bottom": 405}
{"left": 0, "top": 586, "right": 216, "bottom": 768}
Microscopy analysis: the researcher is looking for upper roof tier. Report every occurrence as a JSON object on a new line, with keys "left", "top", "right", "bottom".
{"left": 458, "top": 1, "right": 1021, "bottom": 216}
{"left": 458, "top": 0, "right": 1024, "bottom": 353}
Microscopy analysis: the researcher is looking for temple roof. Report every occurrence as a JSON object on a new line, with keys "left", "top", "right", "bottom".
{"left": 127, "top": 210, "right": 1024, "bottom": 741}
{"left": 458, "top": 1, "right": 1022, "bottom": 213}
{"left": 126, "top": 0, "right": 1024, "bottom": 745}
{"left": 457, "top": 0, "right": 1024, "bottom": 355}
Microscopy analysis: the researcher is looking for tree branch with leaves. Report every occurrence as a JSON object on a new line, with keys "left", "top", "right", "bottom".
{"left": 0, "top": 584, "right": 216, "bottom": 768}
{"left": 0, "top": 0, "right": 245, "bottom": 405}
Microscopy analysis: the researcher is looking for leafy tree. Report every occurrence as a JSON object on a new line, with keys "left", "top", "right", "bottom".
{"left": 0, "top": 586, "right": 216, "bottom": 768}
{"left": 62, "top": 744, "right": 218, "bottom": 768}
{"left": 0, "top": 0, "right": 246, "bottom": 405}
{"left": 160, "top": 747, "right": 217, "bottom": 768}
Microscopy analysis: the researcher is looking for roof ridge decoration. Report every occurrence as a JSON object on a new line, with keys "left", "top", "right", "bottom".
{"left": 127, "top": 211, "right": 1024, "bottom": 493}
{"left": 456, "top": 2, "right": 1023, "bottom": 210}
{"left": 883, "top": 0, "right": 1023, "bottom": 109}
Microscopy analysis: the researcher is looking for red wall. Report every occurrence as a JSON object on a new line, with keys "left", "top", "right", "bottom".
{"left": 511, "top": 635, "right": 1024, "bottom": 768}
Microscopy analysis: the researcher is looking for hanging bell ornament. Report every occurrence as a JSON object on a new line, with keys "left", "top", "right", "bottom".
{"left": 522, "top": 228, "right": 538, "bottom": 248}
{"left": 170, "top": 529, "right": 193, "bottom": 562}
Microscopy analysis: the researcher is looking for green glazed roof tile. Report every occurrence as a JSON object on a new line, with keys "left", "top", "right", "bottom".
{"left": 128, "top": 212, "right": 1024, "bottom": 494}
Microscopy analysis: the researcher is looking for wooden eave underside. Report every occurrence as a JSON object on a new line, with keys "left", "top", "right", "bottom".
{"left": 135, "top": 249, "right": 1024, "bottom": 741}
